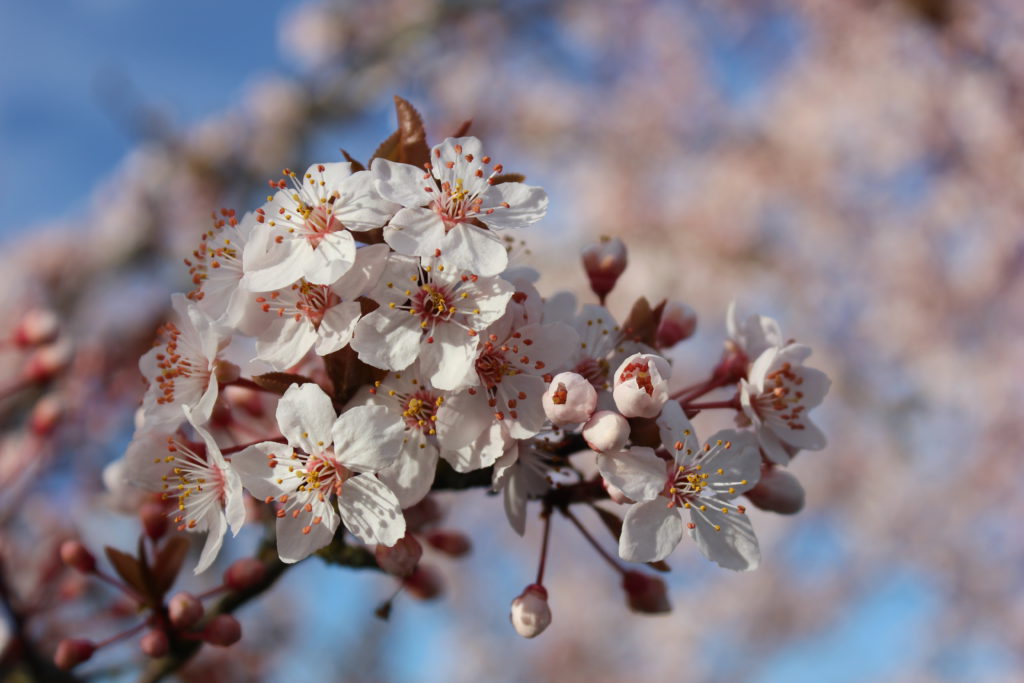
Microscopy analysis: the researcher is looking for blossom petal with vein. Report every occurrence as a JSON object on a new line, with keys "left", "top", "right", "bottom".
{"left": 600, "top": 401, "right": 761, "bottom": 570}
{"left": 739, "top": 343, "right": 830, "bottom": 465}
{"left": 373, "top": 136, "right": 548, "bottom": 276}
{"left": 233, "top": 383, "right": 406, "bottom": 563}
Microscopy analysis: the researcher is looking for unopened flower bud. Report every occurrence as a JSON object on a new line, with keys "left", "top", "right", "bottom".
{"left": 223, "top": 557, "right": 267, "bottom": 591}
{"left": 583, "top": 410, "right": 630, "bottom": 452}
{"left": 59, "top": 540, "right": 96, "bottom": 574}
{"left": 140, "top": 501, "right": 169, "bottom": 540}
{"left": 13, "top": 309, "right": 59, "bottom": 348}
{"left": 54, "top": 638, "right": 95, "bottom": 670}
{"left": 213, "top": 360, "right": 240, "bottom": 385}
{"left": 425, "top": 529, "right": 472, "bottom": 557}
{"left": 582, "top": 236, "right": 627, "bottom": 300}
{"left": 612, "top": 354, "right": 671, "bottom": 418}
{"left": 510, "top": 584, "right": 551, "bottom": 638}
{"left": 23, "top": 342, "right": 71, "bottom": 384}
{"left": 403, "top": 496, "right": 443, "bottom": 534}
{"left": 29, "top": 395, "right": 63, "bottom": 437}
{"left": 168, "top": 592, "right": 204, "bottom": 629}
{"left": 601, "top": 476, "right": 634, "bottom": 504}
{"left": 202, "top": 614, "right": 242, "bottom": 647}
{"left": 656, "top": 301, "right": 697, "bottom": 348}
{"left": 375, "top": 533, "right": 423, "bottom": 577}
{"left": 402, "top": 565, "right": 443, "bottom": 600}
{"left": 622, "top": 571, "right": 671, "bottom": 614}
{"left": 745, "top": 467, "right": 805, "bottom": 515}
{"left": 140, "top": 629, "right": 169, "bottom": 658}
{"left": 542, "top": 372, "right": 597, "bottom": 426}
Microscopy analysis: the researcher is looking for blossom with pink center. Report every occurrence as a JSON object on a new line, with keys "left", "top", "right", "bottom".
{"left": 241, "top": 163, "right": 397, "bottom": 291}
{"left": 739, "top": 344, "right": 830, "bottom": 465}
{"left": 542, "top": 372, "right": 597, "bottom": 426}
{"left": 351, "top": 255, "right": 513, "bottom": 390}
{"left": 253, "top": 244, "right": 388, "bottom": 369}
{"left": 726, "top": 301, "right": 784, "bottom": 363}
{"left": 124, "top": 406, "right": 245, "bottom": 574}
{"left": 185, "top": 209, "right": 259, "bottom": 327}
{"left": 139, "top": 294, "right": 231, "bottom": 434}
{"left": 598, "top": 401, "right": 761, "bottom": 569}
{"left": 611, "top": 353, "right": 671, "bottom": 418}
{"left": 233, "top": 383, "right": 406, "bottom": 563}
{"left": 373, "top": 136, "right": 548, "bottom": 276}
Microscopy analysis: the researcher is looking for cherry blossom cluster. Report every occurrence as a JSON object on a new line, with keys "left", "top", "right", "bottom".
{"left": 57, "top": 100, "right": 829, "bottom": 669}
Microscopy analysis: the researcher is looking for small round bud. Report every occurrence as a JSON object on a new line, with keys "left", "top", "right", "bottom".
{"left": 402, "top": 565, "right": 443, "bottom": 600}
{"left": 424, "top": 529, "right": 472, "bottom": 557}
{"left": 542, "top": 372, "right": 597, "bottom": 426}
{"left": 140, "top": 629, "right": 169, "bottom": 658}
{"left": 622, "top": 571, "right": 671, "bottom": 614}
{"left": 612, "top": 353, "right": 671, "bottom": 418}
{"left": 29, "top": 395, "right": 63, "bottom": 437}
{"left": 13, "top": 309, "right": 59, "bottom": 348}
{"left": 601, "top": 476, "right": 634, "bottom": 505}
{"left": 656, "top": 301, "right": 697, "bottom": 348}
{"left": 745, "top": 467, "right": 805, "bottom": 515}
{"left": 54, "top": 638, "right": 95, "bottom": 670}
{"left": 168, "top": 592, "right": 204, "bottom": 630}
{"left": 583, "top": 410, "right": 630, "bottom": 452}
{"left": 510, "top": 584, "right": 551, "bottom": 638}
{"left": 59, "top": 540, "right": 96, "bottom": 574}
{"left": 202, "top": 614, "right": 242, "bottom": 647}
{"left": 403, "top": 496, "right": 443, "bottom": 534}
{"left": 140, "top": 502, "right": 169, "bottom": 541}
{"left": 375, "top": 533, "right": 423, "bottom": 577}
{"left": 582, "top": 236, "right": 627, "bottom": 300}
{"left": 23, "top": 342, "right": 71, "bottom": 384}
{"left": 223, "top": 558, "right": 267, "bottom": 591}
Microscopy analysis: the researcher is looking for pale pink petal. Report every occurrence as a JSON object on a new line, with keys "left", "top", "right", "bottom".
{"left": 596, "top": 447, "right": 667, "bottom": 503}
{"left": 337, "top": 474, "right": 406, "bottom": 546}
{"left": 277, "top": 383, "right": 337, "bottom": 453}
{"left": 619, "top": 498, "right": 683, "bottom": 563}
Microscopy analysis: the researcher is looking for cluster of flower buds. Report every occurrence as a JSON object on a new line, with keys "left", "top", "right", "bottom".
{"left": 74, "top": 98, "right": 829, "bottom": 664}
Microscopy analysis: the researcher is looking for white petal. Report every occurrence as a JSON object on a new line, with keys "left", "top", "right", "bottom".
{"left": 479, "top": 182, "right": 549, "bottom": 230}
{"left": 434, "top": 390, "right": 493, "bottom": 451}
{"left": 276, "top": 497, "right": 339, "bottom": 563}
{"left": 378, "top": 440, "right": 439, "bottom": 508}
{"left": 372, "top": 158, "right": 433, "bottom": 207}
{"left": 596, "top": 447, "right": 667, "bottom": 502}
{"left": 619, "top": 498, "right": 684, "bottom": 563}
{"left": 331, "top": 405, "right": 405, "bottom": 472}
{"left": 700, "top": 430, "right": 761, "bottom": 498}
{"left": 441, "top": 422, "right": 508, "bottom": 473}
{"left": 439, "top": 223, "right": 508, "bottom": 277}
{"left": 277, "top": 383, "right": 337, "bottom": 453}
{"left": 304, "top": 231, "right": 356, "bottom": 286}
{"left": 257, "top": 317, "right": 318, "bottom": 370}
{"left": 689, "top": 503, "right": 760, "bottom": 571}
{"left": 383, "top": 207, "right": 444, "bottom": 259}
{"left": 500, "top": 374, "right": 546, "bottom": 439}
{"left": 231, "top": 442, "right": 295, "bottom": 499}
{"left": 331, "top": 243, "right": 389, "bottom": 298}
{"left": 656, "top": 400, "right": 700, "bottom": 466}
{"left": 351, "top": 310, "right": 421, "bottom": 371}
{"left": 424, "top": 323, "right": 477, "bottom": 391}
{"left": 337, "top": 474, "right": 406, "bottom": 546}
{"left": 194, "top": 509, "right": 227, "bottom": 574}
{"left": 313, "top": 302, "right": 361, "bottom": 357}
{"left": 242, "top": 240, "right": 316, "bottom": 292}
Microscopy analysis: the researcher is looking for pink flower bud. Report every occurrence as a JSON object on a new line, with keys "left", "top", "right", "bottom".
{"left": 402, "top": 565, "right": 443, "bottom": 600}
{"left": 29, "top": 395, "right": 63, "bottom": 437}
{"left": 140, "top": 501, "right": 169, "bottom": 541}
{"left": 403, "top": 496, "right": 443, "bottom": 534}
{"left": 140, "top": 629, "right": 169, "bottom": 658}
{"left": 621, "top": 571, "right": 671, "bottom": 614}
{"left": 54, "top": 638, "right": 95, "bottom": 670}
{"left": 745, "top": 467, "right": 805, "bottom": 515}
{"left": 425, "top": 529, "right": 472, "bottom": 557}
{"left": 510, "top": 584, "right": 551, "bottom": 638}
{"left": 213, "top": 359, "right": 240, "bottom": 385}
{"left": 583, "top": 410, "right": 630, "bottom": 452}
{"left": 203, "top": 614, "right": 242, "bottom": 647}
{"left": 23, "top": 342, "right": 71, "bottom": 384}
{"left": 612, "top": 354, "right": 671, "bottom": 418}
{"left": 375, "top": 533, "right": 423, "bottom": 577}
{"left": 59, "top": 540, "right": 96, "bottom": 574}
{"left": 168, "top": 592, "right": 205, "bottom": 630}
{"left": 13, "top": 309, "right": 59, "bottom": 348}
{"left": 656, "top": 301, "right": 697, "bottom": 348}
{"left": 542, "top": 372, "right": 597, "bottom": 426}
{"left": 582, "top": 237, "right": 627, "bottom": 300}
{"left": 601, "top": 476, "right": 634, "bottom": 504}
{"left": 223, "top": 558, "right": 268, "bottom": 591}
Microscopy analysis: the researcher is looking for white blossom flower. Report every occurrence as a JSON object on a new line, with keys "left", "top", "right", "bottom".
{"left": 543, "top": 296, "right": 642, "bottom": 392}
{"left": 611, "top": 353, "right": 671, "bottom": 418}
{"left": 253, "top": 244, "right": 388, "bottom": 369}
{"left": 351, "top": 254, "right": 513, "bottom": 389}
{"left": 139, "top": 294, "right": 231, "bottom": 434}
{"left": 233, "top": 383, "right": 406, "bottom": 563}
{"left": 373, "top": 136, "right": 548, "bottom": 276}
{"left": 726, "top": 301, "right": 784, "bottom": 362}
{"left": 739, "top": 344, "right": 830, "bottom": 465}
{"left": 124, "top": 406, "right": 245, "bottom": 574}
{"left": 598, "top": 401, "right": 761, "bottom": 570}
{"left": 186, "top": 209, "right": 259, "bottom": 327}
{"left": 242, "top": 163, "right": 397, "bottom": 291}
